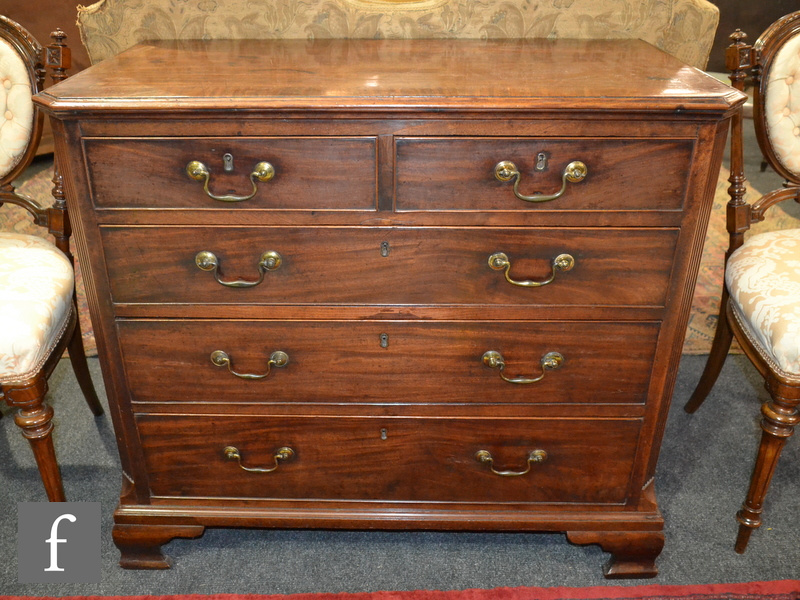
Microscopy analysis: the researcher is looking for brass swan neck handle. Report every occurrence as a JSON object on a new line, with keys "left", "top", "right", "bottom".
{"left": 482, "top": 350, "right": 564, "bottom": 384}
{"left": 224, "top": 446, "right": 294, "bottom": 473}
{"left": 475, "top": 449, "right": 548, "bottom": 476}
{"left": 494, "top": 160, "right": 587, "bottom": 203}
{"left": 488, "top": 252, "right": 574, "bottom": 287}
{"left": 211, "top": 350, "right": 289, "bottom": 380}
{"left": 195, "top": 250, "right": 282, "bottom": 288}
{"left": 186, "top": 159, "right": 275, "bottom": 203}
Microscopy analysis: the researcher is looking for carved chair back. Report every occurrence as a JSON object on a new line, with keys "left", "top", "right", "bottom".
{"left": 0, "top": 15, "right": 72, "bottom": 254}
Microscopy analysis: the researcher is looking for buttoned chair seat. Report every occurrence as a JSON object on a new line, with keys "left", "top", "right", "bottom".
{"left": 0, "top": 232, "right": 74, "bottom": 384}
{"left": 726, "top": 228, "right": 800, "bottom": 379}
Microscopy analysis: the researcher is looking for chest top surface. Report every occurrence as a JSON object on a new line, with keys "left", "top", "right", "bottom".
{"left": 35, "top": 38, "right": 743, "bottom": 115}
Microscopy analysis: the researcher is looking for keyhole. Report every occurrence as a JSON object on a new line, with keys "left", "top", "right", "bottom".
{"left": 380, "top": 428, "right": 388, "bottom": 440}
{"left": 535, "top": 152, "right": 548, "bottom": 171}
{"left": 223, "top": 153, "right": 234, "bottom": 172}
{"left": 379, "top": 333, "right": 389, "bottom": 348}
{"left": 381, "top": 241, "right": 390, "bottom": 257}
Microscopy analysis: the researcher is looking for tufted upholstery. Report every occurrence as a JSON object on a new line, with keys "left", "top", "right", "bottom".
{"left": 726, "top": 228, "right": 800, "bottom": 378}
{"left": 0, "top": 38, "right": 34, "bottom": 179}
{"left": 76, "top": 0, "right": 719, "bottom": 69}
{"left": 764, "top": 32, "right": 800, "bottom": 178}
{"left": 0, "top": 233, "right": 74, "bottom": 384}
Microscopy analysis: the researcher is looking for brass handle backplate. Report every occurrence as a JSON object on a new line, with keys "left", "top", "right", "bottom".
{"left": 494, "top": 160, "right": 587, "bottom": 203}
{"left": 195, "top": 250, "right": 281, "bottom": 288}
{"left": 475, "top": 449, "right": 547, "bottom": 477}
{"left": 482, "top": 350, "right": 564, "bottom": 384}
{"left": 489, "top": 252, "right": 574, "bottom": 287}
{"left": 211, "top": 349, "right": 289, "bottom": 380}
{"left": 224, "top": 445, "right": 294, "bottom": 473}
{"left": 186, "top": 159, "right": 275, "bottom": 202}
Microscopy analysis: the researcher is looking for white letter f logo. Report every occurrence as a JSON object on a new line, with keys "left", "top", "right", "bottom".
{"left": 44, "top": 513, "right": 76, "bottom": 572}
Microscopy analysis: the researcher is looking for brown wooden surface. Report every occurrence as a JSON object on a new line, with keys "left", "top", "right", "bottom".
{"left": 83, "top": 135, "right": 695, "bottom": 212}
{"left": 135, "top": 414, "right": 641, "bottom": 504}
{"left": 117, "top": 319, "right": 660, "bottom": 407}
{"left": 37, "top": 38, "right": 741, "bottom": 113}
{"left": 100, "top": 226, "right": 678, "bottom": 307}
{"left": 568, "top": 529, "right": 664, "bottom": 579}
{"left": 395, "top": 138, "right": 693, "bottom": 212}
{"left": 37, "top": 38, "right": 745, "bottom": 577}
{"left": 85, "top": 137, "right": 378, "bottom": 209}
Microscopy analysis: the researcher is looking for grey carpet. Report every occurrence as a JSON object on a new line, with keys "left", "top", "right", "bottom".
{"left": 1, "top": 354, "right": 798, "bottom": 594}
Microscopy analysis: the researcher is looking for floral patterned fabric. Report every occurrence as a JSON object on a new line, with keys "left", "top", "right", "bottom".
{"left": 0, "top": 37, "right": 34, "bottom": 179}
{"left": 0, "top": 233, "right": 74, "bottom": 384}
{"left": 764, "top": 32, "right": 800, "bottom": 179}
{"left": 76, "top": 0, "right": 719, "bottom": 69}
{"left": 726, "top": 228, "right": 800, "bottom": 378}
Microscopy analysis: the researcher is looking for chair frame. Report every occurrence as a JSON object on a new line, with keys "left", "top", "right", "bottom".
{"left": 685, "top": 12, "right": 800, "bottom": 553}
{"left": 0, "top": 16, "right": 102, "bottom": 502}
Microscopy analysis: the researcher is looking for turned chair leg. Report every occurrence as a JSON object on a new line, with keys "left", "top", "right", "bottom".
{"left": 67, "top": 298, "right": 103, "bottom": 416}
{"left": 734, "top": 377, "right": 800, "bottom": 552}
{"left": 685, "top": 291, "right": 734, "bottom": 413}
{"left": 5, "top": 375, "right": 66, "bottom": 502}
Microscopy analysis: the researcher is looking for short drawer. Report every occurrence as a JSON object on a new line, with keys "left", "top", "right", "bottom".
{"left": 395, "top": 137, "right": 694, "bottom": 211}
{"left": 118, "top": 320, "right": 659, "bottom": 405}
{"left": 101, "top": 226, "right": 678, "bottom": 307}
{"left": 84, "top": 137, "right": 377, "bottom": 210}
{"left": 135, "top": 414, "right": 641, "bottom": 504}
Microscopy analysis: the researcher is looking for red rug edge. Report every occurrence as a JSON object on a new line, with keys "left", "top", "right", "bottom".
{"left": 2, "top": 580, "right": 799, "bottom": 600}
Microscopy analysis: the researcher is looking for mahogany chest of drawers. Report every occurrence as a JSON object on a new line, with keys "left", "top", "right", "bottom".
{"left": 36, "top": 38, "right": 744, "bottom": 578}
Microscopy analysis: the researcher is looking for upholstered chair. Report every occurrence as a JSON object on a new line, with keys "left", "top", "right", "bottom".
{"left": 0, "top": 16, "right": 103, "bottom": 502}
{"left": 685, "top": 11, "right": 800, "bottom": 553}
{"left": 75, "top": 0, "right": 719, "bottom": 69}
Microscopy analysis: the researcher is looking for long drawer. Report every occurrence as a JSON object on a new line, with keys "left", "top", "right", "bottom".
{"left": 84, "top": 137, "right": 378, "bottom": 210}
{"left": 395, "top": 137, "right": 694, "bottom": 212}
{"left": 118, "top": 319, "right": 659, "bottom": 406}
{"left": 135, "top": 414, "right": 641, "bottom": 504}
{"left": 101, "top": 226, "right": 678, "bottom": 307}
